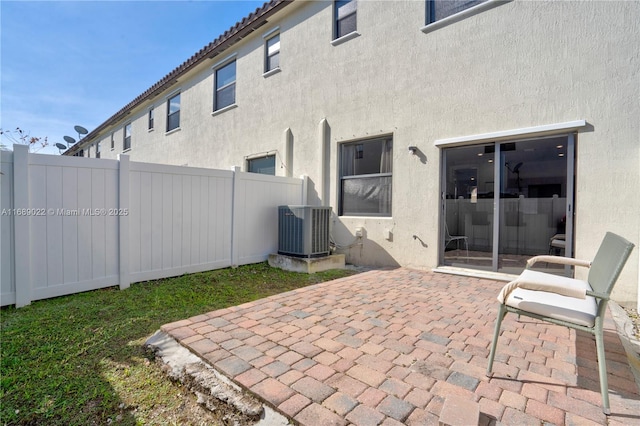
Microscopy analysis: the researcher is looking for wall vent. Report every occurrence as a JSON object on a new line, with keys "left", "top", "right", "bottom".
{"left": 278, "top": 205, "right": 331, "bottom": 258}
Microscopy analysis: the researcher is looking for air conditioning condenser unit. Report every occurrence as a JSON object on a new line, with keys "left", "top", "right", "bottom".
{"left": 278, "top": 205, "right": 331, "bottom": 258}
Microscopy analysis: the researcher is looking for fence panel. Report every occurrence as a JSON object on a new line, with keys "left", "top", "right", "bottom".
{"left": 127, "top": 162, "right": 235, "bottom": 283}
{"left": 1, "top": 151, "right": 16, "bottom": 305}
{"left": 234, "top": 172, "right": 304, "bottom": 265}
{"left": 27, "top": 154, "right": 121, "bottom": 302}
{"left": 1, "top": 146, "right": 306, "bottom": 307}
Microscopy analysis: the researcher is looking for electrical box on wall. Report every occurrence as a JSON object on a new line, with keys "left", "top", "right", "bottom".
{"left": 355, "top": 227, "right": 364, "bottom": 238}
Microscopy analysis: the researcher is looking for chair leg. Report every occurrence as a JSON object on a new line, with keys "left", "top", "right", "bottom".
{"left": 486, "top": 304, "right": 507, "bottom": 377}
{"left": 594, "top": 322, "right": 611, "bottom": 415}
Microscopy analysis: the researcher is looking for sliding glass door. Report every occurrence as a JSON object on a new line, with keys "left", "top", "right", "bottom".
{"left": 442, "top": 144, "right": 495, "bottom": 270}
{"left": 441, "top": 135, "right": 574, "bottom": 276}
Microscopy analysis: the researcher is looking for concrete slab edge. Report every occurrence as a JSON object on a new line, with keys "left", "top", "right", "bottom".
{"left": 268, "top": 253, "right": 346, "bottom": 274}
{"left": 144, "top": 330, "right": 291, "bottom": 426}
{"left": 608, "top": 302, "right": 640, "bottom": 392}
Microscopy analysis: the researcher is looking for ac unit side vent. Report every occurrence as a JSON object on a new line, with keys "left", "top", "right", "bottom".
{"left": 278, "top": 205, "right": 331, "bottom": 258}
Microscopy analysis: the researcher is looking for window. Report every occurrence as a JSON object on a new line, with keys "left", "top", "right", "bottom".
{"left": 167, "top": 93, "right": 180, "bottom": 132}
{"left": 265, "top": 33, "right": 280, "bottom": 73}
{"left": 110, "top": 132, "right": 114, "bottom": 150}
{"left": 247, "top": 155, "right": 276, "bottom": 175}
{"left": 335, "top": 0, "right": 357, "bottom": 39}
{"left": 215, "top": 61, "right": 236, "bottom": 111}
{"left": 339, "top": 137, "right": 392, "bottom": 216}
{"left": 148, "top": 108, "right": 154, "bottom": 130}
{"left": 96, "top": 142, "right": 101, "bottom": 158}
{"left": 124, "top": 123, "right": 131, "bottom": 151}
{"left": 426, "top": 0, "right": 488, "bottom": 24}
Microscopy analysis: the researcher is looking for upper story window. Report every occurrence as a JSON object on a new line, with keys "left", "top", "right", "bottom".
{"left": 123, "top": 123, "right": 132, "bottom": 150}
{"left": 426, "top": 0, "right": 488, "bottom": 24}
{"left": 148, "top": 108, "right": 155, "bottom": 130}
{"left": 265, "top": 33, "right": 280, "bottom": 73}
{"left": 215, "top": 60, "right": 236, "bottom": 111}
{"left": 167, "top": 93, "right": 180, "bottom": 132}
{"left": 339, "top": 136, "right": 393, "bottom": 217}
{"left": 335, "top": 0, "right": 357, "bottom": 39}
{"left": 247, "top": 155, "right": 276, "bottom": 175}
{"left": 110, "top": 132, "right": 114, "bottom": 150}
{"left": 96, "top": 142, "right": 101, "bottom": 158}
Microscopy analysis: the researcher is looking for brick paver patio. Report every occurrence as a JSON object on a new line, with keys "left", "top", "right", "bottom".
{"left": 161, "top": 269, "right": 640, "bottom": 425}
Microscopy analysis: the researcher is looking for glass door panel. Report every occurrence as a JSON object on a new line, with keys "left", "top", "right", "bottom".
{"left": 442, "top": 145, "right": 494, "bottom": 270}
{"left": 497, "top": 137, "right": 569, "bottom": 274}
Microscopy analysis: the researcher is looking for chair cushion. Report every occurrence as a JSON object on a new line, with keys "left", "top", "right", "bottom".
{"left": 505, "top": 270, "right": 597, "bottom": 328}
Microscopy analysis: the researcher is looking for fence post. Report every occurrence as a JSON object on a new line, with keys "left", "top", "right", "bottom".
{"left": 13, "top": 145, "right": 31, "bottom": 307}
{"left": 230, "top": 166, "right": 241, "bottom": 267}
{"left": 118, "top": 154, "right": 130, "bottom": 289}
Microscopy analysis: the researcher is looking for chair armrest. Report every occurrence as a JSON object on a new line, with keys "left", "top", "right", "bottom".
{"left": 526, "top": 255, "right": 591, "bottom": 269}
{"left": 586, "top": 290, "right": 609, "bottom": 301}
{"left": 497, "top": 278, "right": 587, "bottom": 304}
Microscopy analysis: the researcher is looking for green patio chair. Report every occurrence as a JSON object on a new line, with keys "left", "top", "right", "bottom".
{"left": 486, "top": 232, "right": 635, "bottom": 415}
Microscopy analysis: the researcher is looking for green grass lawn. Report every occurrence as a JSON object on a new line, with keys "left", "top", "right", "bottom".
{"left": 0, "top": 263, "right": 355, "bottom": 425}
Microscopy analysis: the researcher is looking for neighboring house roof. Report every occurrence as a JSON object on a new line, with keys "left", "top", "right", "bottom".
{"left": 65, "top": 0, "right": 292, "bottom": 155}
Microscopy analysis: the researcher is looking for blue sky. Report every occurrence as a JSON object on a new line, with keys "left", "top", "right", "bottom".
{"left": 1, "top": 0, "right": 266, "bottom": 155}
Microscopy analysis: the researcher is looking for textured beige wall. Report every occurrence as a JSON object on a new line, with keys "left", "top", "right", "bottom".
{"left": 92, "top": 0, "right": 639, "bottom": 304}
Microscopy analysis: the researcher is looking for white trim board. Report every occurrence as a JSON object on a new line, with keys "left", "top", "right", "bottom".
{"left": 434, "top": 120, "right": 587, "bottom": 147}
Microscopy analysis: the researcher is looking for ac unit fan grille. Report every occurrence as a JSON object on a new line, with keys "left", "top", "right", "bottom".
{"left": 278, "top": 206, "right": 331, "bottom": 258}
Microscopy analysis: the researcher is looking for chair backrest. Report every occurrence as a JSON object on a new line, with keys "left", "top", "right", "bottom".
{"left": 444, "top": 223, "right": 452, "bottom": 239}
{"left": 588, "top": 232, "right": 635, "bottom": 296}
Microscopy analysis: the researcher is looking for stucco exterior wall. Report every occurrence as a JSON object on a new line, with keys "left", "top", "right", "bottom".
{"left": 85, "top": 0, "right": 639, "bottom": 304}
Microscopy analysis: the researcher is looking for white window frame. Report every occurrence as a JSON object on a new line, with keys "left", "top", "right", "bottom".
{"left": 213, "top": 55, "right": 237, "bottom": 114}
{"left": 246, "top": 154, "right": 277, "bottom": 175}
{"left": 166, "top": 92, "right": 181, "bottom": 133}
{"left": 148, "top": 107, "right": 155, "bottom": 131}
{"left": 339, "top": 136, "right": 393, "bottom": 217}
{"left": 421, "top": 0, "right": 511, "bottom": 34}
{"left": 263, "top": 28, "right": 281, "bottom": 77}
{"left": 123, "top": 123, "right": 132, "bottom": 151}
{"left": 333, "top": 0, "right": 358, "bottom": 43}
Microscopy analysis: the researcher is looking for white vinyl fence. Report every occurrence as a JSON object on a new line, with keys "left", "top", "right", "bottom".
{"left": 1, "top": 145, "right": 306, "bottom": 307}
